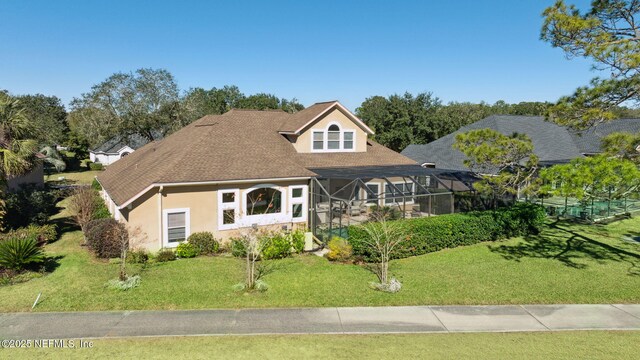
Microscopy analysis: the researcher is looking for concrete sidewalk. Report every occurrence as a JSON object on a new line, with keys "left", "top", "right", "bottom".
{"left": 1, "top": 304, "right": 639, "bottom": 339}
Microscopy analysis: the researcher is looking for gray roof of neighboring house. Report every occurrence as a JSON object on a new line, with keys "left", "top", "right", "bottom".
{"left": 401, "top": 116, "right": 640, "bottom": 172}
{"left": 91, "top": 134, "right": 153, "bottom": 154}
{"left": 569, "top": 118, "right": 640, "bottom": 154}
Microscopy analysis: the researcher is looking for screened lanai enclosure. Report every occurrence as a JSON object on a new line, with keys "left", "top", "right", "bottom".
{"left": 308, "top": 165, "right": 455, "bottom": 242}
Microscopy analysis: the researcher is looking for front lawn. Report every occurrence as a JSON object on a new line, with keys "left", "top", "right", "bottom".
{"left": 6, "top": 332, "right": 640, "bottom": 360}
{"left": 1, "top": 202, "right": 638, "bottom": 311}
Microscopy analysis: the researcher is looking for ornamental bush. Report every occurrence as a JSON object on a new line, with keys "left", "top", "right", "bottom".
{"left": 0, "top": 224, "right": 58, "bottom": 245}
{"left": 155, "top": 249, "right": 176, "bottom": 262}
{"left": 290, "top": 229, "right": 306, "bottom": 253}
{"left": 188, "top": 232, "right": 220, "bottom": 255}
{"left": 91, "top": 178, "right": 102, "bottom": 191}
{"left": 493, "top": 202, "right": 546, "bottom": 236}
{"left": 127, "top": 249, "right": 149, "bottom": 264}
{"left": 262, "top": 233, "right": 292, "bottom": 260}
{"left": 85, "top": 218, "right": 125, "bottom": 258}
{"left": 89, "top": 162, "right": 104, "bottom": 171}
{"left": 0, "top": 237, "right": 45, "bottom": 270}
{"left": 326, "top": 237, "right": 352, "bottom": 262}
{"left": 176, "top": 242, "right": 198, "bottom": 258}
{"left": 230, "top": 238, "right": 246, "bottom": 257}
{"left": 348, "top": 203, "right": 545, "bottom": 261}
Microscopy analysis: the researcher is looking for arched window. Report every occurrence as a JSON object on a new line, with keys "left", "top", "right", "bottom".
{"left": 246, "top": 187, "right": 282, "bottom": 215}
{"left": 327, "top": 124, "right": 340, "bottom": 150}
{"left": 311, "top": 123, "right": 355, "bottom": 151}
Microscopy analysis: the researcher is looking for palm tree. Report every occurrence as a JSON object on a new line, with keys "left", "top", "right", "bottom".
{"left": 0, "top": 94, "right": 39, "bottom": 179}
{"left": 40, "top": 146, "right": 66, "bottom": 173}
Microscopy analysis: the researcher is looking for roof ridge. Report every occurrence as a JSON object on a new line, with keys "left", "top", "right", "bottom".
{"left": 227, "top": 108, "right": 287, "bottom": 113}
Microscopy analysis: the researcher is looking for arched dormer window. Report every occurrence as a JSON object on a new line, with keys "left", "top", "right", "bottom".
{"left": 327, "top": 124, "right": 340, "bottom": 150}
{"left": 311, "top": 122, "right": 355, "bottom": 152}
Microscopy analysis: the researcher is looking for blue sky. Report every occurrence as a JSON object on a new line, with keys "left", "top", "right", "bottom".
{"left": 0, "top": 0, "right": 597, "bottom": 110}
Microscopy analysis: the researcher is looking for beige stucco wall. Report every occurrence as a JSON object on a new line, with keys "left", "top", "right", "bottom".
{"left": 118, "top": 179, "right": 309, "bottom": 251}
{"left": 292, "top": 108, "right": 368, "bottom": 153}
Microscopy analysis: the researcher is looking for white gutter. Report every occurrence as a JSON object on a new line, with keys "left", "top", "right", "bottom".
{"left": 116, "top": 176, "right": 313, "bottom": 210}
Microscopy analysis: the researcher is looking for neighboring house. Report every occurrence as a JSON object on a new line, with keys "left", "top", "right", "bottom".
{"left": 89, "top": 135, "right": 151, "bottom": 165}
{"left": 98, "top": 101, "right": 454, "bottom": 251}
{"left": 402, "top": 115, "right": 640, "bottom": 171}
{"left": 6, "top": 160, "right": 44, "bottom": 192}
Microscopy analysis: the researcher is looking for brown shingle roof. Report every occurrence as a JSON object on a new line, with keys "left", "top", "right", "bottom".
{"left": 98, "top": 103, "right": 417, "bottom": 206}
{"left": 278, "top": 101, "right": 337, "bottom": 133}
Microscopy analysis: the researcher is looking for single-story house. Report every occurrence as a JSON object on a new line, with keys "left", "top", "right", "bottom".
{"left": 97, "top": 101, "right": 455, "bottom": 251}
{"left": 402, "top": 115, "right": 640, "bottom": 171}
{"left": 89, "top": 134, "right": 151, "bottom": 165}
{"left": 7, "top": 161, "right": 44, "bottom": 192}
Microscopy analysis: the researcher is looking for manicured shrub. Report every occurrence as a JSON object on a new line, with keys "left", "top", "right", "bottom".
{"left": 89, "top": 162, "right": 104, "bottom": 171}
{"left": 0, "top": 237, "right": 45, "bottom": 270}
{"left": 326, "top": 237, "right": 352, "bottom": 261}
{"left": 493, "top": 202, "right": 547, "bottom": 237}
{"left": 348, "top": 203, "right": 546, "bottom": 261}
{"left": 127, "top": 249, "right": 149, "bottom": 264}
{"left": 188, "top": 232, "right": 220, "bottom": 255}
{"left": 290, "top": 229, "right": 306, "bottom": 253}
{"left": 4, "top": 186, "right": 60, "bottom": 229}
{"left": 176, "top": 242, "right": 198, "bottom": 258}
{"left": 155, "top": 249, "right": 176, "bottom": 262}
{"left": 93, "top": 197, "right": 111, "bottom": 220}
{"left": 230, "top": 238, "right": 247, "bottom": 258}
{"left": 262, "top": 233, "right": 292, "bottom": 260}
{"left": 91, "top": 178, "right": 102, "bottom": 191}
{"left": 85, "top": 218, "right": 124, "bottom": 258}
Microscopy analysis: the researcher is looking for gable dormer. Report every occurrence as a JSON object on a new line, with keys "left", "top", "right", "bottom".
{"left": 280, "top": 101, "right": 374, "bottom": 153}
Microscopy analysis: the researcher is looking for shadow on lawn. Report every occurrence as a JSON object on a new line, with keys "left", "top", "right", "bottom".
{"left": 49, "top": 216, "right": 80, "bottom": 239}
{"left": 489, "top": 221, "right": 640, "bottom": 276}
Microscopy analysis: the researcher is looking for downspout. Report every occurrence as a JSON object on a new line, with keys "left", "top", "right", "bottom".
{"left": 158, "top": 186, "right": 164, "bottom": 249}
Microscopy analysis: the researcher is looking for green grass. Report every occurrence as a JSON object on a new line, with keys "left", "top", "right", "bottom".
{"left": 45, "top": 170, "right": 102, "bottom": 185}
{"left": 1, "top": 207, "right": 638, "bottom": 312}
{"left": 5, "top": 332, "right": 639, "bottom": 359}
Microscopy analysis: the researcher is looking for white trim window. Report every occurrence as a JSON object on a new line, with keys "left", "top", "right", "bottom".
{"left": 343, "top": 131, "right": 354, "bottom": 150}
{"left": 163, "top": 208, "right": 190, "bottom": 247}
{"left": 327, "top": 124, "right": 340, "bottom": 150}
{"left": 289, "top": 185, "right": 308, "bottom": 222}
{"left": 312, "top": 131, "right": 324, "bottom": 150}
{"left": 218, "top": 189, "right": 240, "bottom": 230}
{"left": 310, "top": 122, "right": 357, "bottom": 152}
{"left": 364, "top": 183, "right": 380, "bottom": 205}
{"left": 384, "top": 182, "right": 415, "bottom": 205}
{"left": 242, "top": 184, "right": 288, "bottom": 226}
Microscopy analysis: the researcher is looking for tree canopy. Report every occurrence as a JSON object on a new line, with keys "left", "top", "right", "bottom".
{"left": 541, "top": 155, "right": 640, "bottom": 202}
{"left": 542, "top": 0, "right": 640, "bottom": 129}
{"left": 68, "top": 68, "right": 181, "bottom": 147}
{"left": 356, "top": 92, "right": 551, "bottom": 152}
{"left": 356, "top": 92, "right": 441, "bottom": 152}
{"left": 68, "top": 69, "right": 306, "bottom": 148}
{"left": 601, "top": 130, "right": 640, "bottom": 163}
{"left": 453, "top": 129, "right": 540, "bottom": 197}
{"left": 14, "top": 94, "right": 67, "bottom": 145}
